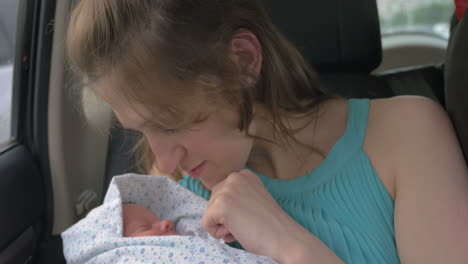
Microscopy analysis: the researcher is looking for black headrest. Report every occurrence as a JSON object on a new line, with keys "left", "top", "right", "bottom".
{"left": 265, "top": 0, "right": 382, "bottom": 73}
{"left": 445, "top": 10, "right": 468, "bottom": 163}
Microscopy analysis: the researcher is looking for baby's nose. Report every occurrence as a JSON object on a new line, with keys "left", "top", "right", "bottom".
{"left": 156, "top": 220, "right": 174, "bottom": 233}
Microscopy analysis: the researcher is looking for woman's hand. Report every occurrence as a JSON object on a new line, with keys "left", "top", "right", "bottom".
{"left": 202, "top": 169, "right": 309, "bottom": 261}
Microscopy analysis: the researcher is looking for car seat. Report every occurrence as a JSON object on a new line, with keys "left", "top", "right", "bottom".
{"left": 444, "top": 2, "right": 468, "bottom": 162}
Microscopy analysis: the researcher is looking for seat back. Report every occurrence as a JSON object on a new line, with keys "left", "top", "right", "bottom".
{"left": 103, "top": 120, "right": 143, "bottom": 193}
{"left": 264, "top": 0, "right": 444, "bottom": 101}
{"left": 265, "top": 0, "right": 382, "bottom": 73}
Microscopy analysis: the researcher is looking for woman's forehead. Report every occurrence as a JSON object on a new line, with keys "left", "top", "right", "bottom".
{"left": 113, "top": 105, "right": 149, "bottom": 131}
{"left": 91, "top": 79, "right": 142, "bottom": 127}
{"left": 92, "top": 75, "right": 126, "bottom": 107}
{"left": 94, "top": 82, "right": 208, "bottom": 130}
{"left": 92, "top": 71, "right": 240, "bottom": 131}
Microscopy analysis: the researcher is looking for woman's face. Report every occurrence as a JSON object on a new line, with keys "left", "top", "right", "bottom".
{"left": 95, "top": 80, "right": 255, "bottom": 190}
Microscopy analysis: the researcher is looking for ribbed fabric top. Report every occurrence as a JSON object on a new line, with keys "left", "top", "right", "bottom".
{"left": 179, "top": 99, "right": 400, "bottom": 263}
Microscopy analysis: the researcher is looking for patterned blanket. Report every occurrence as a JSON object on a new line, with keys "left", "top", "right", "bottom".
{"left": 61, "top": 174, "right": 276, "bottom": 264}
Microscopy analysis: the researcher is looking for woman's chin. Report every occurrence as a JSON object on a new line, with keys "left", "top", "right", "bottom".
{"left": 200, "top": 178, "right": 216, "bottom": 191}
{"left": 198, "top": 167, "right": 233, "bottom": 190}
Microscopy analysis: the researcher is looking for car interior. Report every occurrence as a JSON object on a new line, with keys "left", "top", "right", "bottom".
{"left": 0, "top": 0, "right": 466, "bottom": 263}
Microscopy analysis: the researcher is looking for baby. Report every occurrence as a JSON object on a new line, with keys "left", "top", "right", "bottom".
{"left": 62, "top": 174, "right": 276, "bottom": 264}
{"left": 122, "top": 203, "right": 178, "bottom": 237}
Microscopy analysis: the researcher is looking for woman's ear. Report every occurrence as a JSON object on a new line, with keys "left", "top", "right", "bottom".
{"left": 247, "top": 106, "right": 258, "bottom": 135}
{"left": 227, "top": 29, "right": 263, "bottom": 85}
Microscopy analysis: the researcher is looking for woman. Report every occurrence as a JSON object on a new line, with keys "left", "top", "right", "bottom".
{"left": 66, "top": 0, "right": 468, "bottom": 263}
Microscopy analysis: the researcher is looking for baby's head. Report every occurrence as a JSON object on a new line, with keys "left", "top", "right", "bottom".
{"left": 122, "top": 203, "right": 178, "bottom": 237}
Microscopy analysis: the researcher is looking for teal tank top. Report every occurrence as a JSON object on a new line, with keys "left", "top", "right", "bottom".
{"left": 179, "top": 99, "right": 400, "bottom": 263}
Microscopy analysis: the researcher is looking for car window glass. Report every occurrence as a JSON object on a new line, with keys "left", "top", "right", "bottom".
{"left": 0, "top": 0, "right": 19, "bottom": 144}
{"left": 377, "top": 0, "right": 455, "bottom": 39}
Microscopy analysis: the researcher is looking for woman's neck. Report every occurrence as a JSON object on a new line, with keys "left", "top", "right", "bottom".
{"left": 247, "top": 98, "right": 347, "bottom": 180}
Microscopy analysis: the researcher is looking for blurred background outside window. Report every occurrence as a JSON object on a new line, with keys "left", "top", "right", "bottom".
{"left": 0, "top": 0, "right": 19, "bottom": 144}
{"left": 377, "top": 0, "right": 455, "bottom": 39}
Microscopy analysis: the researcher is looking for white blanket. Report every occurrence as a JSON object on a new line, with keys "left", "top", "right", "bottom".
{"left": 61, "top": 174, "right": 276, "bottom": 264}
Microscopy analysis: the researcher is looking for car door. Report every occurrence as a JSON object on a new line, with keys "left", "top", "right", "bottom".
{"left": 0, "top": 0, "right": 58, "bottom": 263}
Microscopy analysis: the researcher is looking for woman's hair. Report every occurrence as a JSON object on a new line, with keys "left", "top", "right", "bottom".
{"left": 66, "top": 0, "right": 332, "bottom": 180}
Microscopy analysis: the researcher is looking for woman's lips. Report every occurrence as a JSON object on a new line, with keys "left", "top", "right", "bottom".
{"left": 189, "top": 161, "right": 206, "bottom": 179}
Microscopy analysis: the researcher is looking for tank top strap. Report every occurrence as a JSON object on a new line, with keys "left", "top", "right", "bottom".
{"left": 342, "top": 98, "right": 371, "bottom": 150}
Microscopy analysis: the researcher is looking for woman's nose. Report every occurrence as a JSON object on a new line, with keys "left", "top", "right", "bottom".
{"left": 154, "top": 147, "right": 185, "bottom": 174}
{"left": 148, "top": 140, "right": 185, "bottom": 174}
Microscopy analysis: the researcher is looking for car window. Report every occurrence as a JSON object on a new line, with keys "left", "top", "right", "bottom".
{"left": 0, "top": 0, "right": 19, "bottom": 144}
{"left": 377, "top": 0, "right": 455, "bottom": 39}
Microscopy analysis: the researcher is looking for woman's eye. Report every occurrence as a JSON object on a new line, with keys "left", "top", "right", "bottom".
{"left": 125, "top": 129, "right": 143, "bottom": 137}
{"left": 162, "top": 129, "right": 177, "bottom": 134}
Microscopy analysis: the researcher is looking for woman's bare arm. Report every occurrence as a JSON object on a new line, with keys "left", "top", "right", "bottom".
{"left": 383, "top": 96, "right": 468, "bottom": 263}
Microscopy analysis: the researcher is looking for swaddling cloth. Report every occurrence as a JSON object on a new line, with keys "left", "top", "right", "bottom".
{"left": 61, "top": 174, "right": 277, "bottom": 264}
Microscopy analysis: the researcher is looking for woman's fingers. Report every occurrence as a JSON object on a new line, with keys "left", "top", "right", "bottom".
{"left": 215, "top": 225, "right": 231, "bottom": 238}
{"left": 209, "top": 178, "right": 226, "bottom": 198}
{"left": 202, "top": 199, "right": 237, "bottom": 242}
{"left": 222, "top": 234, "right": 236, "bottom": 243}
{"left": 215, "top": 225, "right": 237, "bottom": 242}
{"left": 203, "top": 169, "right": 295, "bottom": 258}
{"left": 202, "top": 194, "right": 229, "bottom": 239}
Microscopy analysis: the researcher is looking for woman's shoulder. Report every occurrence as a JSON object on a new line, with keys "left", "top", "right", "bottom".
{"left": 367, "top": 95, "right": 450, "bottom": 145}
{"left": 369, "top": 95, "right": 444, "bottom": 117}
{"left": 370, "top": 94, "right": 457, "bottom": 157}
{"left": 367, "top": 98, "right": 468, "bottom": 263}
{"left": 363, "top": 95, "right": 452, "bottom": 199}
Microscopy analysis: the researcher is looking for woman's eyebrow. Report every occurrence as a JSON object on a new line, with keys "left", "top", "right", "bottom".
{"left": 119, "top": 118, "right": 154, "bottom": 131}
{"left": 135, "top": 120, "right": 168, "bottom": 131}
{"left": 135, "top": 120, "right": 152, "bottom": 130}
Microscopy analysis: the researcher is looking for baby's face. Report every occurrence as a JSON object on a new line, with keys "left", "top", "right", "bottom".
{"left": 122, "top": 204, "right": 178, "bottom": 237}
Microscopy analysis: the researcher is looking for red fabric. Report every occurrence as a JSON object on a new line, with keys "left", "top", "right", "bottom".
{"left": 455, "top": 0, "right": 468, "bottom": 20}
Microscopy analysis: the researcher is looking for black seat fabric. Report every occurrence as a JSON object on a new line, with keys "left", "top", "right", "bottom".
{"left": 320, "top": 73, "right": 393, "bottom": 99}
{"left": 379, "top": 65, "right": 445, "bottom": 104}
{"left": 103, "top": 120, "right": 143, "bottom": 194}
{"left": 265, "top": 0, "right": 382, "bottom": 73}
{"left": 264, "top": 0, "right": 396, "bottom": 98}
{"left": 445, "top": 10, "right": 468, "bottom": 162}
{"left": 264, "top": 0, "right": 444, "bottom": 101}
